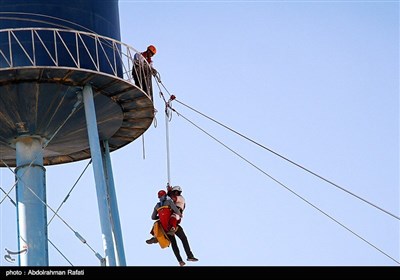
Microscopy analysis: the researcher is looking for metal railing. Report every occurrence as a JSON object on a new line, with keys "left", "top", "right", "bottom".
{"left": 0, "top": 27, "right": 152, "bottom": 97}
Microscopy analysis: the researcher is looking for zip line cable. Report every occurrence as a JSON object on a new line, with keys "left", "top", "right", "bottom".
{"left": 172, "top": 99, "right": 400, "bottom": 221}
{"left": 154, "top": 75, "right": 398, "bottom": 221}
{"left": 168, "top": 106, "right": 399, "bottom": 264}
{"left": 152, "top": 75, "right": 398, "bottom": 263}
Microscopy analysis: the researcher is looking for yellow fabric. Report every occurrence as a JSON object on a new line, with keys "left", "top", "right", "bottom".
{"left": 153, "top": 221, "right": 170, "bottom": 249}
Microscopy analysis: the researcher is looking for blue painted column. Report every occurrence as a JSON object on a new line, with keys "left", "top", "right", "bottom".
{"left": 82, "top": 84, "right": 116, "bottom": 266}
{"left": 101, "top": 140, "right": 126, "bottom": 266}
{"left": 15, "top": 136, "right": 48, "bottom": 266}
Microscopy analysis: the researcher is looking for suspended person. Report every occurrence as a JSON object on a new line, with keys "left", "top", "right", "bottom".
{"left": 167, "top": 185, "right": 199, "bottom": 266}
{"left": 132, "top": 45, "right": 158, "bottom": 100}
{"left": 146, "top": 186, "right": 199, "bottom": 266}
{"left": 146, "top": 190, "right": 182, "bottom": 248}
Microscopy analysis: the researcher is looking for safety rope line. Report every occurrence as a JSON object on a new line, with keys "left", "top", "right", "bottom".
{"left": 48, "top": 159, "right": 92, "bottom": 225}
{"left": 0, "top": 184, "right": 74, "bottom": 266}
{"left": 164, "top": 108, "right": 171, "bottom": 186}
{"left": 153, "top": 74, "right": 399, "bottom": 220}
{"left": 173, "top": 99, "right": 400, "bottom": 221}
{"left": 141, "top": 135, "right": 146, "bottom": 160}
{"left": 152, "top": 71, "right": 400, "bottom": 263}
{"left": 154, "top": 73, "right": 176, "bottom": 187}
{"left": 171, "top": 108, "right": 400, "bottom": 264}
{"left": 164, "top": 94, "right": 177, "bottom": 187}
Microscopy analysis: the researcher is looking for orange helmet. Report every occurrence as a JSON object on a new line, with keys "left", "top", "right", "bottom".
{"left": 147, "top": 45, "right": 157, "bottom": 55}
{"left": 158, "top": 190, "right": 166, "bottom": 198}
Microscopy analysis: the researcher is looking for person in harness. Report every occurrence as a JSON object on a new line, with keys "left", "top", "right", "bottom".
{"left": 166, "top": 186, "right": 185, "bottom": 234}
{"left": 153, "top": 190, "right": 181, "bottom": 233}
{"left": 132, "top": 44, "right": 157, "bottom": 99}
{"left": 146, "top": 186, "right": 199, "bottom": 266}
{"left": 166, "top": 185, "right": 199, "bottom": 266}
{"left": 146, "top": 190, "right": 182, "bottom": 247}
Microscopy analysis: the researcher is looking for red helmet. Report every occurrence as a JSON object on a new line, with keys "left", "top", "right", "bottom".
{"left": 158, "top": 190, "right": 166, "bottom": 198}
{"left": 147, "top": 45, "right": 157, "bottom": 55}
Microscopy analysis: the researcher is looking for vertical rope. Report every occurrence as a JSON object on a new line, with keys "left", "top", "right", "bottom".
{"left": 165, "top": 107, "right": 171, "bottom": 187}
{"left": 141, "top": 135, "right": 146, "bottom": 160}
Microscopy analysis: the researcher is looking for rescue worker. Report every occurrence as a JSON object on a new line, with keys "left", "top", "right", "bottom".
{"left": 145, "top": 190, "right": 181, "bottom": 245}
{"left": 146, "top": 185, "right": 199, "bottom": 266}
{"left": 167, "top": 185, "right": 199, "bottom": 266}
{"left": 167, "top": 185, "right": 185, "bottom": 234}
{"left": 132, "top": 45, "right": 157, "bottom": 99}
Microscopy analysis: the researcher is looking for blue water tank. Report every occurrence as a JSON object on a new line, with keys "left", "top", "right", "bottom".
{"left": 0, "top": 0, "right": 121, "bottom": 75}
{"left": 0, "top": 0, "right": 120, "bottom": 39}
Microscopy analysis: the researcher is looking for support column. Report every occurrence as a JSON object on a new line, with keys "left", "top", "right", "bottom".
{"left": 82, "top": 84, "right": 116, "bottom": 266}
{"left": 15, "top": 136, "right": 48, "bottom": 266}
{"left": 101, "top": 140, "right": 126, "bottom": 266}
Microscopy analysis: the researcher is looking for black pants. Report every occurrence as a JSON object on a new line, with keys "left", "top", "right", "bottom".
{"left": 169, "top": 226, "right": 195, "bottom": 263}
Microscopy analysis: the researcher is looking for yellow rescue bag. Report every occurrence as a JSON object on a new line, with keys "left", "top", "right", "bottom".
{"left": 153, "top": 221, "right": 170, "bottom": 249}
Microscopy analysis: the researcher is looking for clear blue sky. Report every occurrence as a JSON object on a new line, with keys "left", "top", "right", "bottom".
{"left": 1, "top": 0, "right": 399, "bottom": 266}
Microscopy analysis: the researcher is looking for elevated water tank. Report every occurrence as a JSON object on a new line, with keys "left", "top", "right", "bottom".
{"left": 0, "top": 0, "right": 155, "bottom": 167}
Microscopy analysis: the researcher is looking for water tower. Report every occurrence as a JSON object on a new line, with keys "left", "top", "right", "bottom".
{"left": 0, "top": 0, "right": 154, "bottom": 266}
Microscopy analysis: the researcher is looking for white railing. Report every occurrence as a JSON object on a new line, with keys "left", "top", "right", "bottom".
{"left": 0, "top": 27, "right": 152, "bottom": 93}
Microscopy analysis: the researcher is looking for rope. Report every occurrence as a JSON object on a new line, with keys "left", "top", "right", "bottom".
{"left": 141, "top": 135, "right": 146, "bottom": 160}
{"left": 165, "top": 109, "right": 171, "bottom": 186}
{"left": 151, "top": 69, "right": 399, "bottom": 263}
{"left": 172, "top": 107, "right": 400, "bottom": 265}
{"left": 153, "top": 73, "right": 177, "bottom": 186}
{"left": 163, "top": 93, "right": 176, "bottom": 187}
{"left": 174, "top": 99, "right": 400, "bottom": 221}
